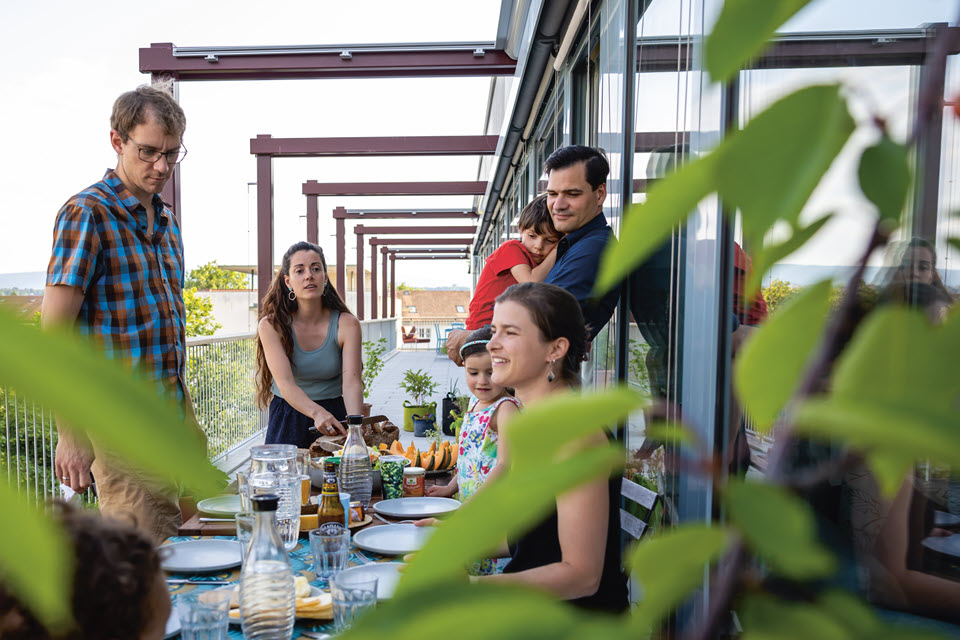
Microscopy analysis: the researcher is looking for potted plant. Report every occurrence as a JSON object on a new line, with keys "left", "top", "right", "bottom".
{"left": 441, "top": 379, "right": 461, "bottom": 436}
{"left": 360, "top": 338, "right": 387, "bottom": 417}
{"left": 450, "top": 392, "right": 470, "bottom": 440}
{"left": 400, "top": 368, "right": 439, "bottom": 433}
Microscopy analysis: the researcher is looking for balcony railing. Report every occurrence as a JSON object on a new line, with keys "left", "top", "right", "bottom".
{"left": 1, "top": 332, "right": 267, "bottom": 503}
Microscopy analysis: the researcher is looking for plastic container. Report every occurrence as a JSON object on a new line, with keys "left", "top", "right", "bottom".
{"left": 239, "top": 494, "right": 295, "bottom": 639}
{"left": 338, "top": 415, "right": 373, "bottom": 507}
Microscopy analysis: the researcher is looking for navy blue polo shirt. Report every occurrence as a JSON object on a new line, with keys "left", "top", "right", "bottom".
{"left": 546, "top": 212, "right": 619, "bottom": 339}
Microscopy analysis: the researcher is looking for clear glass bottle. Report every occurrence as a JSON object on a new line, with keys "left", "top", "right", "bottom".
{"left": 338, "top": 414, "right": 373, "bottom": 507}
{"left": 240, "top": 494, "right": 295, "bottom": 640}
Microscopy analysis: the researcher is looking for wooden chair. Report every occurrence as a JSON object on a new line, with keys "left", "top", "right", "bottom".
{"left": 620, "top": 476, "right": 661, "bottom": 541}
{"left": 401, "top": 325, "right": 429, "bottom": 349}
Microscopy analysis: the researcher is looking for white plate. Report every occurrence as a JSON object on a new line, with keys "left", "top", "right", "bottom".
{"left": 164, "top": 609, "right": 180, "bottom": 638}
{"left": 336, "top": 562, "right": 405, "bottom": 600}
{"left": 196, "top": 495, "right": 243, "bottom": 518}
{"left": 373, "top": 497, "right": 460, "bottom": 519}
{"left": 161, "top": 540, "right": 243, "bottom": 573}
{"left": 225, "top": 585, "right": 324, "bottom": 623}
{"left": 922, "top": 534, "right": 960, "bottom": 558}
{"left": 353, "top": 524, "right": 434, "bottom": 556}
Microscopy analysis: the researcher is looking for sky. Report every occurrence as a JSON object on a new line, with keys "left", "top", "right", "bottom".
{"left": 2, "top": 0, "right": 957, "bottom": 290}
{"left": 0, "top": 0, "right": 502, "bottom": 288}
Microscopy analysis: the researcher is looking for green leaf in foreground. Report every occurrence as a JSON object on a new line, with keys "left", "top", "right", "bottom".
{"left": 795, "top": 308, "right": 960, "bottom": 495}
{"left": 739, "top": 593, "right": 853, "bottom": 640}
{"left": 704, "top": 0, "right": 815, "bottom": 83}
{"left": 506, "top": 386, "right": 646, "bottom": 472}
{"left": 724, "top": 480, "right": 835, "bottom": 579}
{"left": 398, "top": 444, "right": 624, "bottom": 593}
{"left": 0, "top": 485, "right": 72, "bottom": 632}
{"left": 0, "top": 309, "right": 225, "bottom": 496}
{"left": 858, "top": 135, "right": 911, "bottom": 223}
{"left": 594, "top": 155, "right": 715, "bottom": 296}
{"left": 735, "top": 280, "right": 832, "bottom": 432}
{"left": 746, "top": 214, "right": 833, "bottom": 297}
{"left": 718, "top": 85, "right": 854, "bottom": 249}
{"left": 949, "top": 237, "right": 960, "bottom": 254}
{"left": 346, "top": 579, "right": 627, "bottom": 640}
{"left": 626, "top": 524, "right": 730, "bottom": 629}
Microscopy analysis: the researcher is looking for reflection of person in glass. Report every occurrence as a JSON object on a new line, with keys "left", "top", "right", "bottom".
{"left": 880, "top": 237, "right": 953, "bottom": 323}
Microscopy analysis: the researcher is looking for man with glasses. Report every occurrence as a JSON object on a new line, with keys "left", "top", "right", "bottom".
{"left": 42, "top": 83, "right": 194, "bottom": 542}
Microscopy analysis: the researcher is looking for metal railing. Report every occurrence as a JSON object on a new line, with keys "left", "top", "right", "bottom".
{"left": 1, "top": 332, "right": 266, "bottom": 503}
{"left": 185, "top": 332, "right": 267, "bottom": 463}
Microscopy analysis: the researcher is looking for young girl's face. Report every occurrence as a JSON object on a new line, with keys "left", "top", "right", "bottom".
{"left": 464, "top": 351, "right": 502, "bottom": 403}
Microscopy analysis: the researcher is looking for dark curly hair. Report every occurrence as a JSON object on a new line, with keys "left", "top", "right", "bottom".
{"left": 495, "top": 282, "right": 587, "bottom": 386}
{"left": 0, "top": 503, "right": 165, "bottom": 640}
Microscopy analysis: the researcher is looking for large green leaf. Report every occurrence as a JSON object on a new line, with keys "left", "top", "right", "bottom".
{"left": 594, "top": 155, "right": 716, "bottom": 296}
{"left": 724, "top": 480, "right": 835, "bottom": 579}
{"left": 735, "top": 280, "right": 832, "bottom": 432}
{"left": 346, "top": 579, "right": 628, "bottom": 640}
{"left": 795, "top": 308, "right": 960, "bottom": 494}
{"left": 746, "top": 214, "right": 833, "bottom": 296}
{"left": 0, "top": 310, "right": 225, "bottom": 496}
{"left": 858, "top": 135, "right": 911, "bottom": 223}
{"left": 398, "top": 444, "right": 624, "bottom": 593}
{"left": 704, "top": 0, "right": 815, "bottom": 83}
{"left": 506, "top": 387, "right": 646, "bottom": 472}
{"left": 0, "top": 485, "right": 72, "bottom": 632}
{"left": 739, "top": 594, "right": 853, "bottom": 640}
{"left": 717, "top": 85, "right": 855, "bottom": 249}
{"left": 594, "top": 85, "right": 853, "bottom": 298}
{"left": 625, "top": 524, "right": 730, "bottom": 629}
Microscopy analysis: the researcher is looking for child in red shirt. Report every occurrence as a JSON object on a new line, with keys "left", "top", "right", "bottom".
{"left": 465, "top": 194, "right": 560, "bottom": 330}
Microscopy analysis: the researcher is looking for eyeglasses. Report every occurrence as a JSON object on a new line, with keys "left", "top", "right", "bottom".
{"left": 127, "top": 138, "right": 188, "bottom": 165}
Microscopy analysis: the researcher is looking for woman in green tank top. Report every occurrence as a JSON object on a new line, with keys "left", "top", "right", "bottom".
{"left": 255, "top": 242, "right": 364, "bottom": 449}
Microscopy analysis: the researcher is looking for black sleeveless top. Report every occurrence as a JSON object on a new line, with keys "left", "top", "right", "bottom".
{"left": 503, "top": 468, "right": 628, "bottom": 613}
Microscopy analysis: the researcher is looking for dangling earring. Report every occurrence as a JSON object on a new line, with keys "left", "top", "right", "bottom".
{"left": 547, "top": 359, "right": 556, "bottom": 383}
{"left": 288, "top": 288, "right": 296, "bottom": 301}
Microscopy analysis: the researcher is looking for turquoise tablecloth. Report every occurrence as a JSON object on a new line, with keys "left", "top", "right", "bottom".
{"left": 165, "top": 535, "right": 392, "bottom": 639}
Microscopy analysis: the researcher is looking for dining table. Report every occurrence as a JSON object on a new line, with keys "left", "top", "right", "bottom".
{"left": 166, "top": 471, "right": 455, "bottom": 638}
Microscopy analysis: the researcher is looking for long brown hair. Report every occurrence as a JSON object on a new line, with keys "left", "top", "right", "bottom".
{"left": 255, "top": 241, "right": 352, "bottom": 409}
{"left": 495, "top": 282, "right": 587, "bottom": 386}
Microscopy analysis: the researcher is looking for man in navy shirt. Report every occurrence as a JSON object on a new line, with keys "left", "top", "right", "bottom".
{"left": 448, "top": 145, "right": 618, "bottom": 364}
{"left": 542, "top": 145, "right": 619, "bottom": 339}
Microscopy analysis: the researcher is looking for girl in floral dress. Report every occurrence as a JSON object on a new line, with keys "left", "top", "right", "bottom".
{"left": 426, "top": 326, "right": 519, "bottom": 574}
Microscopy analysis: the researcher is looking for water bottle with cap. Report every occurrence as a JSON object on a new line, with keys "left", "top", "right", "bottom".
{"left": 338, "top": 414, "right": 373, "bottom": 506}
{"left": 240, "top": 494, "right": 295, "bottom": 639}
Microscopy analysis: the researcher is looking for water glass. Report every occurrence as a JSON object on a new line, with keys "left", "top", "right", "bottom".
{"left": 300, "top": 474, "right": 311, "bottom": 506}
{"left": 248, "top": 472, "right": 301, "bottom": 550}
{"left": 236, "top": 469, "right": 251, "bottom": 512}
{"left": 339, "top": 492, "right": 351, "bottom": 528}
{"left": 331, "top": 571, "right": 378, "bottom": 632}
{"left": 177, "top": 589, "right": 232, "bottom": 640}
{"left": 297, "top": 449, "right": 312, "bottom": 476}
{"left": 309, "top": 528, "right": 351, "bottom": 580}
{"left": 249, "top": 444, "right": 297, "bottom": 476}
{"left": 235, "top": 511, "right": 255, "bottom": 562}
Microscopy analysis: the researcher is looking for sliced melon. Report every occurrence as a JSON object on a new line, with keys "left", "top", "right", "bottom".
{"left": 420, "top": 453, "right": 435, "bottom": 471}
{"left": 427, "top": 441, "right": 437, "bottom": 455}
{"left": 437, "top": 448, "right": 451, "bottom": 470}
{"left": 450, "top": 448, "right": 458, "bottom": 467}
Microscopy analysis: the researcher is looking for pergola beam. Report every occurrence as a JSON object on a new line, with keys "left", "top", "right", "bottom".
{"left": 370, "top": 238, "right": 473, "bottom": 246}
{"left": 354, "top": 225, "right": 477, "bottom": 235}
{"left": 252, "top": 134, "right": 498, "bottom": 157}
{"left": 303, "top": 181, "right": 486, "bottom": 196}
{"left": 393, "top": 255, "right": 467, "bottom": 260}
{"left": 140, "top": 42, "right": 517, "bottom": 81}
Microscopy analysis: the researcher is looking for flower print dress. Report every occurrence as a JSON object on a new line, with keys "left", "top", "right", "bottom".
{"left": 457, "top": 394, "right": 521, "bottom": 575}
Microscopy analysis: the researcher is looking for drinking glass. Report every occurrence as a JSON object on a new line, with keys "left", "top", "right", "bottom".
{"left": 236, "top": 469, "right": 251, "bottom": 512}
{"left": 309, "top": 528, "right": 351, "bottom": 580}
{"left": 300, "top": 474, "right": 311, "bottom": 506}
{"left": 249, "top": 444, "right": 297, "bottom": 476}
{"left": 235, "top": 511, "right": 255, "bottom": 562}
{"left": 331, "top": 571, "right": 378, "bottom": 632}
{"left": 339, "top": 492, "right": 351, "bottom": 528}
{"left": 177, "top": 589, "right": 232, "bottom": 640}
{"left": 248, "top": 472, "right": 301, "bottom": 550}
{"left": 296, "top": 449, "right": 312, "bottom": 475}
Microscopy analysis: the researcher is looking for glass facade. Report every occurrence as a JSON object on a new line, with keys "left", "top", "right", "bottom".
{"left": 475, "top": 0, "right": 959, "bottom": 628}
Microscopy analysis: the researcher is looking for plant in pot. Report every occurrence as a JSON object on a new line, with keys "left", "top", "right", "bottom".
{"left": 360, "top": 338, "right": 387, "bottom": 417}
{"left": 441, "top": 379, "right": 461, "bottom": 436}
{"left": 449, "top": 392, "right": 470, "bottom": 440}
{"left": 400, "top": 368, "right": 438, "bottom": 434}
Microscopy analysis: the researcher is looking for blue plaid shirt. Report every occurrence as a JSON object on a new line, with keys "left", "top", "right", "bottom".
{"left": 46, "top": 169, "right": 187, "bottom": 409}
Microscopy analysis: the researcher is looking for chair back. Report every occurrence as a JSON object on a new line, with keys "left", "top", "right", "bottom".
{"left": 620, "top": 476, "right": 661, "bottom": 541}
